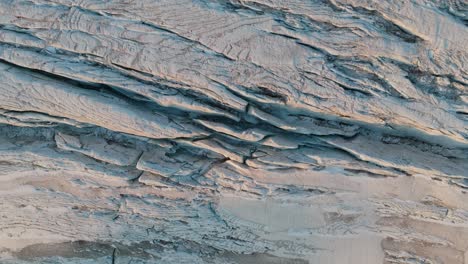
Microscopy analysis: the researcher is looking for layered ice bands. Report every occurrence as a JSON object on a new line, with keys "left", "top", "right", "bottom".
{"left": 0, "top": 0, "right": 467, "bottom": 263}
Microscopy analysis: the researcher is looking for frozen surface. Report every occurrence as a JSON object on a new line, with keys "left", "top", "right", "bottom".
{"left": 0, "top": 0, "right": 467, "bottom": 263}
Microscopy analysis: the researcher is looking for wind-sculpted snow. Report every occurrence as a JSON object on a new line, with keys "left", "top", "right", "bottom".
{"left": 0, "top": 0, "right": 467, "bottom": 263}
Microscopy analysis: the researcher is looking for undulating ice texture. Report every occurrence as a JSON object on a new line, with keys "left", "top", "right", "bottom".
{"left": 0, "top": 0, "right": 467, "bottom": 263}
